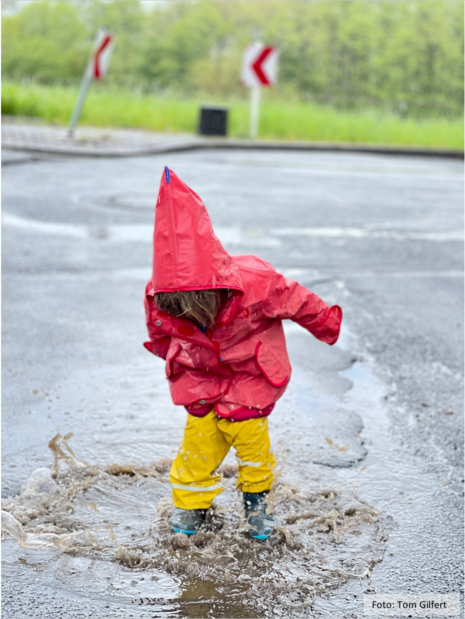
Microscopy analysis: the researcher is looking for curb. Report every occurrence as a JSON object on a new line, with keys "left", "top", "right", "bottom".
{"left": 2, "top": 122, "right": 463, "bottom": 160}
{"left": 3, "top": 139, "right": 463, "bottom": 160}
{"left": 2, "top": 142, "right": 202, "bottom": 158}
{"left": 192, "top": 138, "right": 465, "bottom": 159}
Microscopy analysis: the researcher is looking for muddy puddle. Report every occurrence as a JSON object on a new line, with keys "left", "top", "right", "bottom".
{"left": 2, "top": 425, "right": 385, "bottom": 618}
{"left": 2, "top": 318, "right": 399, "bottom": 618}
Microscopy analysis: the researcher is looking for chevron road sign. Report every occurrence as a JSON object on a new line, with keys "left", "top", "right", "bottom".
{"left": 89, "top": 31, "right": 115, "bottom": 80}
{"left": 68, "top": 30, "right": 115, "bottom": 136}
{"left": 241, "top": 42, "right": 279, "bottom": 88}
{"left": 241, "top": 42, "right": 279, "bottom": 138}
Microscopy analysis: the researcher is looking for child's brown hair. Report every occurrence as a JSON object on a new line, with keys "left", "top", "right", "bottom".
{"left": 155, "top": 289, "right": 226, "bottom": 328}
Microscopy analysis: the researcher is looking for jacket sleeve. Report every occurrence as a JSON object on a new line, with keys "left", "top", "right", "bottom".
{"left": 144, "top": 288, "right": 171, "bottom": 359}
{"left": 263, "top": 272, "right": 342, "bottom": 345}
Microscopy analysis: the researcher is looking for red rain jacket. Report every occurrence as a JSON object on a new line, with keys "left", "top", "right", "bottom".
{"left": 144, "top": 168, "right": 342, "bottom": 422}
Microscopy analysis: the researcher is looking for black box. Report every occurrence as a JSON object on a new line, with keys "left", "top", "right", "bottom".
{"left": 198, "top": 105, "right": 228, "bottom": 136}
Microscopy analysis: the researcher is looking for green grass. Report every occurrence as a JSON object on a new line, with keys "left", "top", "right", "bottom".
{"left": 2, "top": 81, "right": 463, "bottom": 149}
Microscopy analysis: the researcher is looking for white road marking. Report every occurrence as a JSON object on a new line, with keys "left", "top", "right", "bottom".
{"left": 2, "top": 212, "right": 88, "bottom": 238}
{"left": 2, "top": 213, "right": 281, "bottom": 247}
{"left": 3, "top": 212, "right": 463, "bottom": 245}
{"left": 273, "top": 227, "right": 464, "bottom": 242}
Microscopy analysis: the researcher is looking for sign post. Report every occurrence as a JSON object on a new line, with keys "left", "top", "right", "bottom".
{"left": 68, "top": 30, "right": 115, "bottom": 137}
{"left": 241, "top": 42, "right": 279, "bottom": 139}
{"left": 250, "top": 86, "right": 261, "bottom": 139}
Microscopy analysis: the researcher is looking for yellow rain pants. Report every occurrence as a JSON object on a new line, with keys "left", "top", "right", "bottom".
{"left": 170, "top": 411, "right": 276, "bottom": 509}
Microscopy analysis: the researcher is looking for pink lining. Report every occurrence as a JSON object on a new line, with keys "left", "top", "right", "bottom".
{"left": 185, "top": 404, "right": 212, "bottom": 417}
{"left": 185, "top": 403, "right": 275, "bottom": 421}
{"left": 223, "top": 403, "right": 275, "bottom": 422}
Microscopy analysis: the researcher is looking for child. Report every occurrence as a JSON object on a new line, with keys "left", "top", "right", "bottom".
{"left": 144, "top": 167, "right": 342, "bottom": 540}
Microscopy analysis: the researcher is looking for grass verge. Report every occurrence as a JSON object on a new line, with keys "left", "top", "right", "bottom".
{"left": 2, "top": 81, "right": 463, "bottom": 149}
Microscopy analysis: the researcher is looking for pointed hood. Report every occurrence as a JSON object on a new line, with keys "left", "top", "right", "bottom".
{"left": 152, "top": 167, "right": 243, "bottom": 294}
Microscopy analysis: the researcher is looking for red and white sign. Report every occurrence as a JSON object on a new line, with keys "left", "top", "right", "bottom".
{"left": 241, "top": 42, "right": 279, "bottom": 88}
{"left": 89, "top": 31, "right": 115, "bottom": 80}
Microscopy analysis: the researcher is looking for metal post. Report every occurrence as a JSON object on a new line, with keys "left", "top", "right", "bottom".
{"left": 250, "top": 85, "right": 261, "bottom": 139}
{"left": 68, "top": 72, "right": 92, "bottom": 138}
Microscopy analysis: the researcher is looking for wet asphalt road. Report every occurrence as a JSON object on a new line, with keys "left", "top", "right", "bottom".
{"left": 2, "top": 148, "right": 463, "bottom": 617}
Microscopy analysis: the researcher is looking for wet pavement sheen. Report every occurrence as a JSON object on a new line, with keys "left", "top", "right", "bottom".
{"left": 2, "top": 149, "right": 463, "bottom": 617}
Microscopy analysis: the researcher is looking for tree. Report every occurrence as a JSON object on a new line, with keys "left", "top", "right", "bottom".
{"left": 2, "top": 1, "right": 89, "bottom": 83}
{"left": 2, "top": 0, "right": 463, "bottom": 116}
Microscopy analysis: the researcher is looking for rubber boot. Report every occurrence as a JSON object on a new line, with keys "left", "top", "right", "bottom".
{"left": 170, "top": 507, "right": 206, "bottom": 535}
{"left": 243, "top": 490, "right": 275, "bottom": 540}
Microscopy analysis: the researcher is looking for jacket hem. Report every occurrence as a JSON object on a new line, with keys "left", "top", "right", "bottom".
{"left": 185, "top": 403, "right": 275, "bottom": 422}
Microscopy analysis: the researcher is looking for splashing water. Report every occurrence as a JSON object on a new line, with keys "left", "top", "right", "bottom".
{"left": 2, "top": 433, "right": 386, "bottom": 616}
